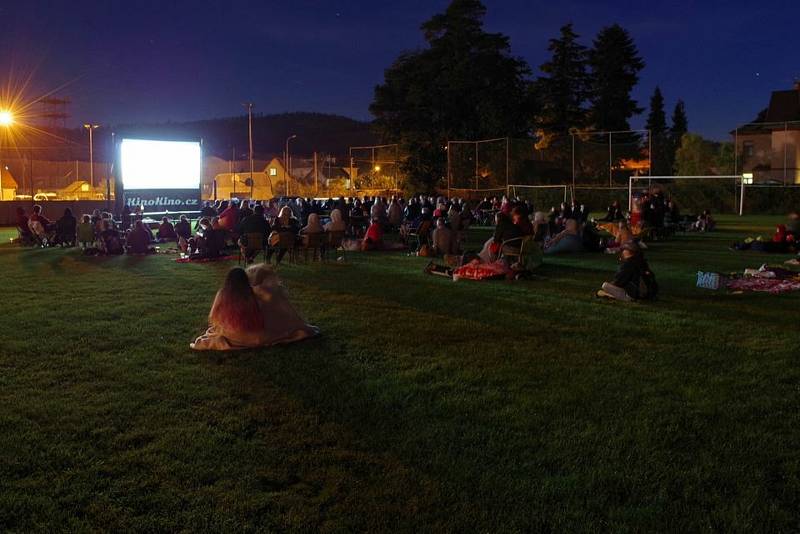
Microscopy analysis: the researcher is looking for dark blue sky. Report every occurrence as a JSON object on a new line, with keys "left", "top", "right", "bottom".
{"left": 1, "top": 0, "right": 798, "bottom": 140}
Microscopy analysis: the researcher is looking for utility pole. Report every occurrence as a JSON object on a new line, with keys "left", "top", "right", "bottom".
{"left": 243, "top": 103, "right": 255, "bottom": 188}
{"left": 285, "top": 134, "right": 297, "bottom": 197}
{"left": 83, "top": 124, "right": 100, "bottom": 188}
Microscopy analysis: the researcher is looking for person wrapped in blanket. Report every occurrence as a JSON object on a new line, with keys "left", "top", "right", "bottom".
{"left": 731, "top": 220, "right": 798, "bottom": 253}
{"left": 543, "top": 218, "right": 585, "bottom": 254}
{"left": 190, "top": 265, "right": 319, "bottom": 351}
{"left": 596, "top": 242, "right": 658, "bottom": 302}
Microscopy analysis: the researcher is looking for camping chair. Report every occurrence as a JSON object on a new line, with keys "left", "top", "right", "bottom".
{"left": 408, "top": 219, "right": 433, "bottom": 251}
{"left": 77, "top": 225, "right": 96, "bottom": 249}
{"left": 28, "top": 220, "right": 49, "bottom": 248}
{"left": 323, "top": 230, "right": 346, "bottom": 262}
{"left": 269, "top": 231, "right": 296, "bottom": 265}
{"left": 500, "top": 235, "right": 541, "bottom": 271}
{"left": 300, "top": 232, "right": 324, "bottom": 262}
{"left": 16, "top": 226, "right": 36, "bottom": 246}
{"left": 238, "top": 232, "right": 266, "bottom": 265}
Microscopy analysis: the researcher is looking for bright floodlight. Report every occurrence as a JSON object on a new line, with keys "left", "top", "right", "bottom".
{"left": 0, "top": 110, "right": 13, "bottom": 126}
{"left": 120, "top": 139, "right": 202, "bottom": 190}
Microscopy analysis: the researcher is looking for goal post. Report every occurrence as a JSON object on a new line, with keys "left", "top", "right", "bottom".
{"left": 628, "top": 175, "right": 746, "bottom": 215}
{"left": 508, "top": 184, "right": 569, "bottom": 209}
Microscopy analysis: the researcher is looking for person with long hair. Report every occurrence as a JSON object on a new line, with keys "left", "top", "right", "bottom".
{"left": 191, "top": 266, "right": 319, "bottom": 350}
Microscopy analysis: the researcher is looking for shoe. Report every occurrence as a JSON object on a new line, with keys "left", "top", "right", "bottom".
{"left": 596, "top": 289, "right": 614, "bottom": 299}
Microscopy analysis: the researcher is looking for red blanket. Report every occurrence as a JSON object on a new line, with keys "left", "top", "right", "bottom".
{"left": 453, "top": 260, "right": 510, "bottom": 281}
{"left": 726, "top": 278, "right": 800, "bottom": 294}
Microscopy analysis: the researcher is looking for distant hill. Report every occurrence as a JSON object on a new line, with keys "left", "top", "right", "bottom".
{"left": 18, "top": 112, "right": 378, "bottom": 162}
{"left": 113, "top": 112, "right": 379, "bottom": 159}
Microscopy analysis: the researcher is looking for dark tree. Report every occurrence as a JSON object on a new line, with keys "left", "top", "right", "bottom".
{"left": 370, "top": 0, "right": 534, "bottom": 191}
{"left": 537, "top": 23, "right": 589, "bottom": 133}
{"left": 645, "top": 87, "right": 671, "bottom": 175}
{"left": 669, "top": 99, "right": 689, "bottom": 173}
{"left": 587, "top": 24, "right": 645, "bottom": 132}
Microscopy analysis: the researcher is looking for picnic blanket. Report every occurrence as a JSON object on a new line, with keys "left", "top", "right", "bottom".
{"left": 726, "top": 278, "right": 800, "bottom": 294}
{"left": 176, "top": 255, "right": 238, "bottom": 263}
{"left": 452, "top": 260, "right": 510, "bottom": 281}
{"left": 724, "top": 264, "right": 800, "bottom": 293}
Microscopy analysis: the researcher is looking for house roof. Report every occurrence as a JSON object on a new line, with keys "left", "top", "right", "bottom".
{"left": 0, "top": 168, "right": 18, "bottom": 188}
{"left": 736, "top": 87, "right": 800, "bottom": 134}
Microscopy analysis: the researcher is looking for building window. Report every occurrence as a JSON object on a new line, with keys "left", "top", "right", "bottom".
{"left": 743, "top": 141, "right": 755, "bottom": 159}
{"left": 269, "top": 168, "right": 277, "bottom": 176}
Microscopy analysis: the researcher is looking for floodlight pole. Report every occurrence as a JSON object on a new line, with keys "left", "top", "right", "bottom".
{"left": 244, "top": 102, "right": 255, "bottom": 193}
{"left": 84, "top": 124, "right": 100, "bottom": 188}
{"left": 608, "top": 131, "right": 613, "bottom": 187}
{"left": 446, "top": 141, "right": 451, "bottom": 198}
{"left": 285, "top": 134, "right": 297, "bottom": 196}
{"left": 571, "top": 133, "right": 576, "bottom": 193}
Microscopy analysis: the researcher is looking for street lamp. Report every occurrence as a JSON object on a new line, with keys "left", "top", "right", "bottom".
{"left": 0, "top": 110, "right": 13, "bottom": 200}
{"left": 285, "top": 134, "right": 297, "bottom": 196}
{"left": 83, "top": 124, "right": 100, "bottom": 188}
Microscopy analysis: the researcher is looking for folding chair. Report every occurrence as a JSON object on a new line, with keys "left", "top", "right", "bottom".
{"left": 300, "top": 232, "right": 324, "bottom": 262}
{"left": 500, "top": 235, "right": 541, "bottom": 270}
{"left": 238, "top": 232, "right": 266, "bottom": 265}
{"left": 269, "top": 232, "right": 296, "bottom": 265}
{"left": 323, "top": 230, "right": 346, "bottom": 262}
{"left": 15, "top": 226, "right": 36, "bottom": 246}
{"left": 408, "top": 219, "right": 432, "bottom": 251}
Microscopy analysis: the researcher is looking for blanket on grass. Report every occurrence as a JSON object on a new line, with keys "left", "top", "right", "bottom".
{"left": 176, "top": 255, "right": 238, "bottom": 263}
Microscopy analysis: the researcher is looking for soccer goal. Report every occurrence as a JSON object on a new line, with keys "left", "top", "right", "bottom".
{"left": 628, "top": 175, "right": 744, "bottom": 215}
{"left": 508, "top": 184, "right": 569, "bottom": 210}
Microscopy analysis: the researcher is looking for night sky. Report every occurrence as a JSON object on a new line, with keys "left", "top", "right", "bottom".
{"left": 1, "top": 0, "right": 798, "bottom": 140}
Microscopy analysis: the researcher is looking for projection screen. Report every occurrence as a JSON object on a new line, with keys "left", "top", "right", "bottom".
{"left": 120, "top": 138, "right": 202, "bottom": 211}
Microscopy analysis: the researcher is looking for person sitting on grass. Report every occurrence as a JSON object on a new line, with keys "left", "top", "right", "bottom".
{"left": 175, "top": 215, "right": 192, "bottom": 241}
{"left": 362, "top": 217, "right": 385, "bottom": 251}
{"left": 600, "top": 200, "right": 624, "bottom": 222}
{"left": 694, "top": 209, "right": 715, "bottom": 232}
{"left": 77, "top": 214, "right": 96, "bottom": 248}
{"left": 157, "top": 216, "right": 177, "bottom": 242}
{"left": 28, "top": 204, "right": 53, "bottom": 242}
{"left": 190, "top": 265, "right": 319, "bottom": 351}
{"left": 478, "top": 211, "right": 522, "bottom": 263}
{"left": 544, "top": 219, "right": 584, "bottom": 254}
{"left": 597, "top": 242, "right": 657, "bottom": 302}
{"left": 532, "top": 211, "right": 549, "bottom": 242}
{"left": 785, "top": 212, "right": 800, "bottom": 240}
{"left": 99, "top": 220, "right": 124, "bottom": 255}
{"left": 54, "top": 208, "right": 77, "bottom": 247}
{"left": 432, "top": 217, "right": 456, "bottom": 256}
{"left": 127, "top": 220, "right": 155, "bottom": 254}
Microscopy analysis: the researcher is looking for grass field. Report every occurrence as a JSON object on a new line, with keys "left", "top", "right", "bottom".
{"left": 1, "top": 216, "right": 799, "bottom": 532}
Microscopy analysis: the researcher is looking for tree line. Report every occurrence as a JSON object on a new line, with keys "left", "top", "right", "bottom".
{"left": 370, "top": 0, "right": 722, "bottom": 190}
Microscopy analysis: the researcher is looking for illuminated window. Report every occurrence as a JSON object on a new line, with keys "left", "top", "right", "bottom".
{"left": 269, "top": 168, "right": 277, "bottom": 176}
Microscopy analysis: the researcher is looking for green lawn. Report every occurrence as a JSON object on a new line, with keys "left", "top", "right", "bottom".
{"left": 1, "top": 216, "right": 799, "bottom": 532}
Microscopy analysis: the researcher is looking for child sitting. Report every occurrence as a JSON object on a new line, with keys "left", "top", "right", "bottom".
{"left": 77, "top": 215, "right": 96, "bottom": 248}
{"left": 596, "top": 242, "right": 657, "bottom": 301}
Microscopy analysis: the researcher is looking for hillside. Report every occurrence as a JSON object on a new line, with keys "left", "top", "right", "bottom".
{"left": 23, "top": 113, "right": 379, "bottom": 161}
